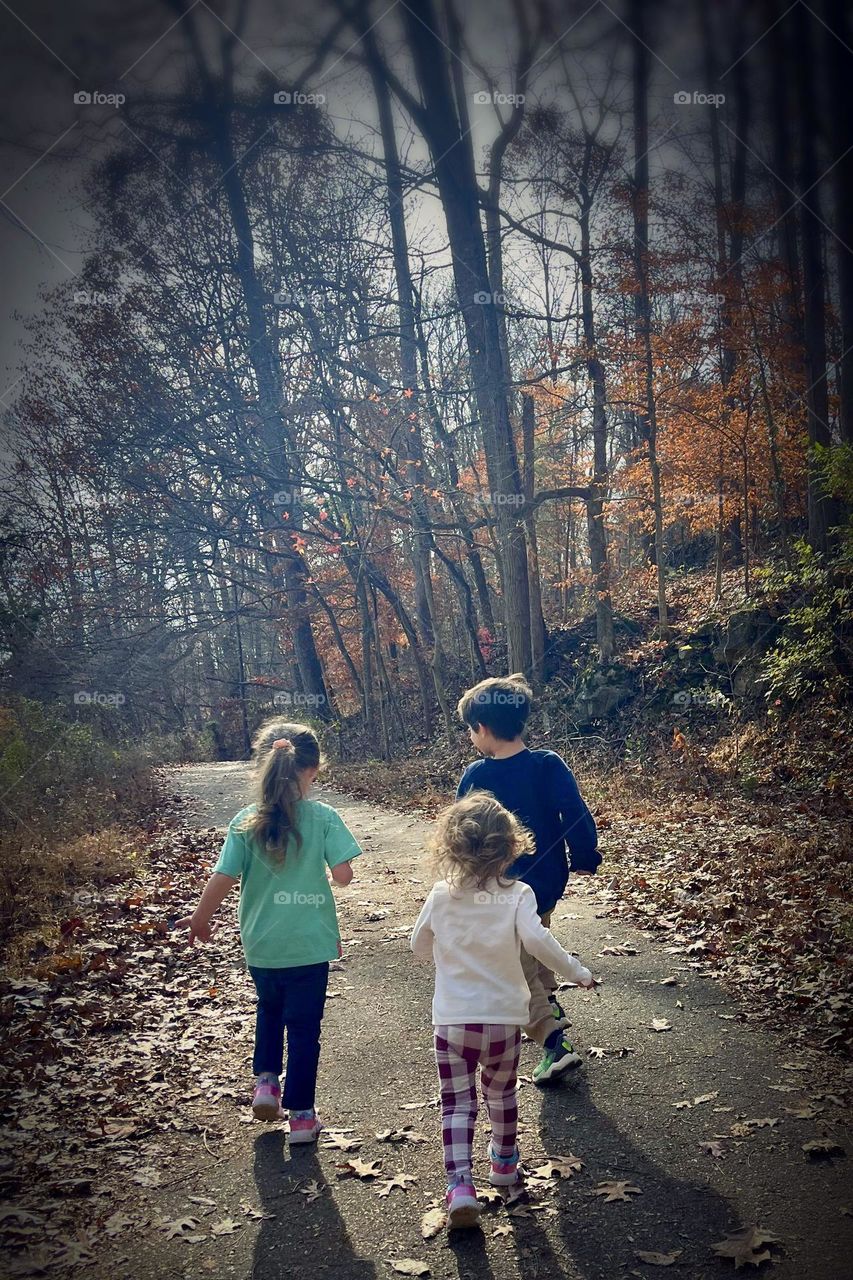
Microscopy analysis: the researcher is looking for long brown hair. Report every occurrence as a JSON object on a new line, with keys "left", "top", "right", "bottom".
{"left": 240, "top": 719, "right": 322, "bottom": 860}
{"left": 429, "top": 792, "right": 532, "bottom": 890}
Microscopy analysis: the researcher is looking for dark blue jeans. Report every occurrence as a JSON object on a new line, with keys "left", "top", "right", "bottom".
{"left": 248, "top": 962, "right": 329, "bottom": 1110}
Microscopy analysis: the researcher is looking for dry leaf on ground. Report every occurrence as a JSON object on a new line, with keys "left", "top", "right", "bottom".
{"left": 322, "top": 1133, "right": 362, "bottom": 1152}
{"left": 160, "top": 1216, "right": 199, "bottom": 1239}
{"left": 802, "top": 1138, "right": 844, "bottom": 1159}
{"left": 711, "top": 1225, "right": 781, "bottom": 1269}
{"left": 635, "top": 1248, "right": 682, "bottom": 1266}
{"left": 420, "top": 1207, "right": 446, "bottom": 1238}
{"left": 593, "top": 1180, "right": 642, "bottom": 1203}
{"left": 375, "top": 1127, "right": 427, "bottom": 1145}
{"left": 375, "top": 1173, "right": 417, "bottom": 1197}
{"left": 337, "top": 1158, "right": 383, "bottom": 1180}
{"left": 210, "top": 1217, "right": 241, "bottom": 1236}
{"left": 386, "top": 1261, "right": 430, "bottom": 1276}
{"left": 528, "top": 1156, "right": 584, "bottom": 1179}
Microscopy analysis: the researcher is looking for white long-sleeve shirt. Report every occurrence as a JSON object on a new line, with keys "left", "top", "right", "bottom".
{"left": 410, "top": 877, "right": 592, "bottom": 1025}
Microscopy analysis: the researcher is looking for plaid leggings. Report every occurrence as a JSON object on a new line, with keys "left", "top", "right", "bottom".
{"left": 434, "top": 1023, "right": 521, "bottom": 1183}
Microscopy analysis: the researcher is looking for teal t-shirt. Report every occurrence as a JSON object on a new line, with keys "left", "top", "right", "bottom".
{"left": 214, "top": 800, "right": 363, "bottom": 968}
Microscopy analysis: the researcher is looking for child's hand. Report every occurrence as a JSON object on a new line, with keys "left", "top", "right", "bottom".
{"left": 176, "top": 914, "right": 216, "bottom": 944}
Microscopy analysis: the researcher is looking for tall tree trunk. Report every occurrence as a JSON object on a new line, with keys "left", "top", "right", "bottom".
{"left": 202, "top": 93, "right": 329, "bottom": 714}
{"left": 823, "top": 0, "right": 853, "bottom": 445}
{"left": 630, "top": 0, "right": 668, "bottom": 633}
{"left": 364, "top": 31, "right": 435, "bottom": 646}
{"left": 578, "top": 192, "right": 615, "bottom": 664}
{"left": 395, "top": 0, "right": 532, "bottom": 674}
{"left": 364, "top": 35, "right": 456, "bottom": 737}
{"left": 793, "top": 1, "right": 842, "bottom": 550}
{"left": 522, "top": 394, "right": 547, "bottom": 688}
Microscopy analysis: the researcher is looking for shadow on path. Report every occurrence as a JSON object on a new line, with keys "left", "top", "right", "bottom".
{"left": 251, "top": 1133, "right": 378, "bottom": 1280}
{"left": 535, "top": 1079, "right": 735, "bottom": 1279}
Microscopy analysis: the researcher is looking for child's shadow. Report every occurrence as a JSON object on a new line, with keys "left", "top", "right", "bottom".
{"left": 251, "top": 1133, "right": 378, "bottom": 1280}
{"left": 527, "top": 1083, "right": 736, "bottom": 1277}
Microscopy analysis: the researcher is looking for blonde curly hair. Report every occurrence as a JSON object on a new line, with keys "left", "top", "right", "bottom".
{"left": 429, "top": 792, "right": 533, "bottom": 890}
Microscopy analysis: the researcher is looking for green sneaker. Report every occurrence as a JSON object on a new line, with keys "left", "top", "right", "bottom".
{"left": 533, "top": 1037, "right": 582, "bottom": 1084}
{"left": 548, "top": 994, "right": 570, "bottom": 1028}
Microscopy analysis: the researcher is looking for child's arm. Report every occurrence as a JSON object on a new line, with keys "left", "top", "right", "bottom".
{"left": 324, "top": 810, "right": 363, "bottom": 886}
{"left": 176, "top": 872, "right": 238, "bottom": 944}
{"left": 550, "top": 756, "right": 600, "bottom": 874}
{"left": 516, "top": 890, "right": 594, "bottom": 987}
{"left": 410, "top": 894, "right": 435, "bottom": 959}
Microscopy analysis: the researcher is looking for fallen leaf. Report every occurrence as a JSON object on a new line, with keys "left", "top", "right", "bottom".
{"left": 375, "top": 1173, "right": 417, "bottom": 1197}
{"left": 593, "top": 1180, "right": 642, "bottom": 1203}
{"left": 493, "top": 1222, "right": 513, "bottom": 1237}
{"left": 337, "top": 1158, "right": 383, "bottom": 1180}
{"left": 635, "top": 1248, "right": 683, "bottom": 1266}
{"left": 700, "top": 1141, "right": 724, "bottom": 1158}
{"left": 103, "top": 1212, "right": 135, "bottom": 1238}
{"left": 673, "top": 1100, "right": 692, "bottom": 1110}
{"left": 240, "top": 1203, "right": 274, "bottom": 1220}
{"left": 420, "top": 1207, "right": 446, "bottom": 1238}
{"left": 529, "top": 1155, "right": 584, "bottom": 1179}
{"left": 386, "top": 1261, "right": 430, "bottom": 1277}
{"left": 299, "top": 1180, "right": 324, "bottom": 1202}
{"left": 375, "top": 1127, "right": 427, "bottom": 1144}
{"left": 477, "top": 1186, "right": 503, "bottom": 1205}
{"left": 711, "top": 1225, "right": 781, "bottom": 1269}
{"left": 803, "top": 1138, "right": 844, "bottom": 1159}
{"left": 210, "top": 1217, "right": 241, "bottom": 1236}
{"left": 588, "top": 1046, "right": 606, "bottom": 1059}
{"left": 659, "top": 976, "right": 679, "bottom": 986}
{"left": 160, "top": 1216, "right": 200, "bottom": 1239}
{"left": 694, "top": 1092, "right": 718, "bottom": 1105}
{"left": 650, "top": 1019, "right": 672, "bottom": 1033}
{"left": 322, "top": 1133, "right": 362, "bottom": 1152}
{"left": 784, "top": 1104, "right": 821, "bottom": 1120}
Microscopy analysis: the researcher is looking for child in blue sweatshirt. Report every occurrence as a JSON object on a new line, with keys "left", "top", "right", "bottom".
{"left": 456, "top": 674, "right": 600, "bottom": 1082}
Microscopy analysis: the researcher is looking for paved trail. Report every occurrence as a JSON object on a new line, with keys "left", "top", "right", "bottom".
{"left": 134, "top": 763, "right": 850, "bottom": 1280}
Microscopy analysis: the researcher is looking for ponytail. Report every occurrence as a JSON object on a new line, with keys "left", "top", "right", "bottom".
{"left": 241, "top": 719, "right": 322, "bottom": 861}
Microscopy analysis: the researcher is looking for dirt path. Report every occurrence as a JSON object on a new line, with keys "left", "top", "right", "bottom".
{"left": 81, "top": 764, "right": 853, "bottom": 1279}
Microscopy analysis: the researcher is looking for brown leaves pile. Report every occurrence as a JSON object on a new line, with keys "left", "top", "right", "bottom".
{"left": 0, "top": 820, "right": 238, "bottom": 1272}
{"left": 600, "top": 798, "right": 853, "bottom": 1055}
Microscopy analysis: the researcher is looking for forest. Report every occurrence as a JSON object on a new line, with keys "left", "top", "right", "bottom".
{"left": 2, "top": 0, "right": 850, "bottom": 762}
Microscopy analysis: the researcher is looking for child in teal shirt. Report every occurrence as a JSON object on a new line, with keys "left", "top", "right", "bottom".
{"left": 178, "top": 719, "right": 362, "bottom": 1142}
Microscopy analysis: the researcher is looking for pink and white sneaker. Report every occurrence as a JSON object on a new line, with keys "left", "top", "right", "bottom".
{"left": 445, "top": 1182, "right": 481, "bottom": 1230}
{"left": 488, "top": 1144, "right": 522, "bottom": 1186}
{"left": 287, "top": 1110, "right": 323, "bottom": 1145}
{"left": 251, "top": 1081, "right": 284, "bottom": 1121}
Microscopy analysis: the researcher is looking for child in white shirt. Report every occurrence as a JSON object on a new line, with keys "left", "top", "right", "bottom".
{"left": 411, "top": 791, "right": 594, "bottom": 1230}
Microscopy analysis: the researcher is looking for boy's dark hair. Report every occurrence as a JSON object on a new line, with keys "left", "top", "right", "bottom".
{"left": 456, "top": 674, "right": 532, "bottom": 740}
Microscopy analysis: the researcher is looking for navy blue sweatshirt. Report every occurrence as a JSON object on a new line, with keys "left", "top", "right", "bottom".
{"left": 456, "top": 748, "right": 600, "bottom": 914}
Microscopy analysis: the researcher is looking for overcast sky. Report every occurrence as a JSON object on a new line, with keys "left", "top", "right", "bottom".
{"left": 0, "top": 0, "right": 814, "bottom": 408}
